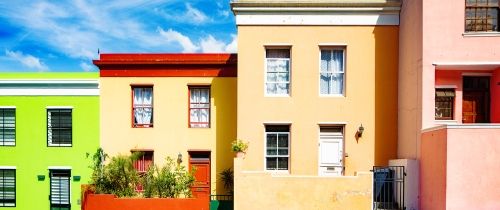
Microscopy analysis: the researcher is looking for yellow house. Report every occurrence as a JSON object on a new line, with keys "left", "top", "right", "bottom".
{"left": 93, "top": 53, "right": 237, "bottom": 198}
{"left": 231, "top": 0, "right": 400, "bottom": 209}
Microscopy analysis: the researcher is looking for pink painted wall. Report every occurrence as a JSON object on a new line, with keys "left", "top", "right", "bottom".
{"left": 420, "top": 128, "right": 447, "bottom": 210}
{"left": 421, "top": 127, "right": 500, "bottom": 210}
{"left": 492, "top": 69, "right": 500, "bottom": 123}
{"left": 446, "top": 128, "right": 500, "bottom": 209}
{"left": 420, "top": 0, "right": 500, "bottom": 129}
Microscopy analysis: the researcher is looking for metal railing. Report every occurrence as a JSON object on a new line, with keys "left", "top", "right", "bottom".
{"left": 373, "top": 166, "right": 406, "bottom": 210}
{"left": 210, "top": 194, "right": 233, "bottom": 201}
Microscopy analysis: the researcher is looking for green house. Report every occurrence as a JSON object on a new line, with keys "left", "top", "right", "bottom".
{"left": 0, "top": 73, "right": 99, "bottom": 210}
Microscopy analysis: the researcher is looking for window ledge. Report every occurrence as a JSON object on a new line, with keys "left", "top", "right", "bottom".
{"left": 319, "top": 94, "right": 345, "bottom": 98}
{"left": 265, "top": 170, "right": 290, "bottom": 175}
{"left": 463, "top": 32, "right": 500, "bottom": 37}
{"left": 435, "top": 120, "right": 459, "bottom": 125}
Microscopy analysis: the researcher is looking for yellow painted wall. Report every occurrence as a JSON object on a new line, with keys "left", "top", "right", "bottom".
{"left": 233, "top": 157, "right": 372, "bottom": 210}
{"left": 237, "top": 26, "right": 399, "bottom": 175}
{"left": 100, "top": 77, "right": 237, "bottom": 194}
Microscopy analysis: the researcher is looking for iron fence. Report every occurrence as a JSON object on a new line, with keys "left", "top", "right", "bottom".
{"left": 373, "top": 166, "right": 405, "bottom": 210}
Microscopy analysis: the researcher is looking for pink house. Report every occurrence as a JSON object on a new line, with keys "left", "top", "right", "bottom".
{"left": 398, "top": 0, "right": 500, "bottom": 209}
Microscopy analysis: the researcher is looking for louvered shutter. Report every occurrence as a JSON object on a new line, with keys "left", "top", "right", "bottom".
{"left": 50, "top": 170, "right": 70, "bottom": 208}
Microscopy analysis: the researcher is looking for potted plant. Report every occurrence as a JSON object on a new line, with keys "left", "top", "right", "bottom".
{"left": 231, "top": 139, "right": 248, "bottom": 158}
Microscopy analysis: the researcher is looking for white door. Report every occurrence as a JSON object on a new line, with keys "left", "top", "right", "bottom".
{"left": 318, "top": 126, "right": 344, "bottom": 176}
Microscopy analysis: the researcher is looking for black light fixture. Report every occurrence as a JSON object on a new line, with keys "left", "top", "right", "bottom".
{"left": 177, "top": 152, "right": 183, "bottom": 164}
{"left": 357, "top": 124, "right": 365, "bottom": 137}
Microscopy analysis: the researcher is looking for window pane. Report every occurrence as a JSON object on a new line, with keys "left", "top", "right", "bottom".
{"left": 320, "top": 49, "right": 345, "bottom": 95}
{"left": 266, "top": 49, "right": 290, "bottom": 58}
{"left": 133, "top": 87, "right": 153, "bottom": 126}
{"left": 50, "top": 170, "right": 70, "bottom": 206}
{"left": 466, "top": 0, "right": 476, "bottom": 6}
{"left": 277, "top": 157, "right": 288, "bottom": 170}
{"left": 266, "top": 157, "right": 277, "bottom": 170}
{"left": 267, "top": 72, "right": 277, "bottom": 82}
{"left": 278, "top": 148, "right": 288, "bottom": 155}
{"left": 278, "top": 135, "right": 288, "bottom": 147}
{"left": 267, "top": 149, "right": 277, "bottom": 155}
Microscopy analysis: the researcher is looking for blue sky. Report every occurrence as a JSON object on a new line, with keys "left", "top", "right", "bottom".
{"left": 0, "top": 0, "right": 236, "bottom": 72}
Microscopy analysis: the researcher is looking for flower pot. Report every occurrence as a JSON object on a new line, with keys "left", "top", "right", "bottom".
{"left": 235, "top": 152, "right": 245, "bottom": 158}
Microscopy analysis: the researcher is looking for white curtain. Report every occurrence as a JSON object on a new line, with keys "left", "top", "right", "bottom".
{"left": 190, "top": 88, "right": 209, "bottom": 127}
{"left": 320, "top": 50, "right": 344, "bottom": 95}
{"left": 266, "top": 49, "right": 290, "bottom": 95}
{"left": 134, "top": 88, "right": 153, "bottom": 125}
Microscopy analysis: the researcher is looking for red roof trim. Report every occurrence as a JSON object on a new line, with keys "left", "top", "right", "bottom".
{"left": 93, "top": 53, "right": 237, "bottom": 77}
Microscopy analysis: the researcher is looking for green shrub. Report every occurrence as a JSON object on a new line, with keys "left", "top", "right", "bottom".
{"left": 141, "top": 157, "right": 195, "bottom": 198}
{"left": 231, "top": 139, "right": 249, "bottom": 153}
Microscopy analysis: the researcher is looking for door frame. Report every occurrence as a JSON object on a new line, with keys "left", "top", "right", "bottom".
{"left": 318, "top": 125, "right": 345, "bottom": 176}
{"left": 188, "top": 150, "right": 211, "bottom": 198}
{"left": 462, "top": 76, "right": 490, "bottom": 123}
{"left": 48, "top": 167, "right": 71, "bottom": 210}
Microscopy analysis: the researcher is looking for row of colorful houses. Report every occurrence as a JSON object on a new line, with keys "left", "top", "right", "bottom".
{"left": 1, "top": 0, "right": 499, "bottom": 210}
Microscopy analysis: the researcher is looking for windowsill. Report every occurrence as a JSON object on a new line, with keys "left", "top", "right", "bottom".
{"left": 463, "top": 32, "right": 500, "bottom": 37}
{"left": 265, "top": 170, "right": 290, "bottom": 175}
{"left": 435, "top": 120, "right": 459, "bottom": 125}
{"left": 319, "top": 94, "right": 345, "bottom": 98}
{"left": 48, "top": 144, "right": 72, "bottom": 147}
{"left": 133, "top": 125, "right": 154, "bottom": 128}
{"left": 264, "top": 94, "right": 290, "bottom": 98}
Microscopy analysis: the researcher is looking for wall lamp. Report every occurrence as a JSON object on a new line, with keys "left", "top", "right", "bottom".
{"left": 177, "top": 152, "right": 183, "bottom": 164}
{"left": 357, "top": 124, "right": 365, "bottom": 137}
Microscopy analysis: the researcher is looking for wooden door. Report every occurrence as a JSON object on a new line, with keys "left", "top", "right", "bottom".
{"left": 189, "top": 152, "right": 210, "bottom": 200}
{"left": 463, "top": 77, "right": 490, "bottom": 123}
{"left": 318, "top": 126, "right": 344, "bottom": 176}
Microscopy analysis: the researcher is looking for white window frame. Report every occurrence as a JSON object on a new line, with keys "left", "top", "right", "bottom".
{"left": 319, "top": 47, "right": 346, "bottom": 97}
{"left": 264, "top": 48, "right": 291, "bottom": 97}
{"left": 0, "top": 107, "right": 16, "bottom": 146}
{"left": 47, "top": 108, "right": 73, "bottom": 147}
{"left": 264, "top": 129, "right": 290, "bottom": 172}
{"left": 0, "top": 168, "right": 16, "bottom": 207}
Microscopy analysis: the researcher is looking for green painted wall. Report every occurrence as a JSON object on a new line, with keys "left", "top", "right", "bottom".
{"left": 0, "top": 73, "right": 99, "bottom": 210}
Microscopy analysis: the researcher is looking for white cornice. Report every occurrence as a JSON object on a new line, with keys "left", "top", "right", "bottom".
{"left": 0, "top": 79, "right": 99, "bottom": 96}
{"left": 231, "top": 0, "right": 400, "bottom": 25}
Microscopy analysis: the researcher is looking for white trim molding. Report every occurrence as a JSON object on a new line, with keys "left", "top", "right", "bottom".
{"left": 422, "top": 124, "right": 500, "bottom": 133}
{"left": 318, "top": 122, "right": 348, "bottom": 125}
{"left": 435, "top": 85, "right": 457, "bottom": 89}
{"left": 46, "top": 106, "right": 74, "bottom": 109}
{"left": 0, "top": 106, "right": 16, "bottom": 109}
{"left": 48, "top": 166, "right": 72, "bottom": 170}
{"left": 0, "top": 166, "right": 16, "bottom": 169}
{"left": 0, "top": 79, "right": 99, "bottom": 96}
{"left": 231, "top": 1, "right": 401, "bottom": 26}
{"left": 263, "top": 121, "right": 293, "bottom": 125}
{"left": 433, "top": 62, "right": 500, "bottom": 71}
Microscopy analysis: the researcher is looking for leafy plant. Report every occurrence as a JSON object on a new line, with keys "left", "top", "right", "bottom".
{"left": 219, "top": 168, "right": 233, "bottom": 194}
{"left": 140, "top": 157, "right": 195, "bottom": 198}
{"left": 231, "top": 139, "right": 249, "bottom": 153}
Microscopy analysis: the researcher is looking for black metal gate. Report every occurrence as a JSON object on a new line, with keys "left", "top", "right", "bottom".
{"left": 373, "top": 166, "right": 405, "bottom": 210}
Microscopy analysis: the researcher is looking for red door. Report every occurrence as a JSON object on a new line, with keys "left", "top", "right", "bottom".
{"left": 189, "top": 152, "right": 211, "bottom": 200}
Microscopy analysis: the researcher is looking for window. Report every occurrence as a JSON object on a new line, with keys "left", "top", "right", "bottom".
{"left": 0, "top": 108, "right": 15, "bottom": 146}
{"left": 465, "top": 0, "right": 499, "bottom": 32}
{"left": 435, "top": 89, "right": 455, "bottom": 120}
{"left": 0, "top": 169, "right": 15, "bottom": 207}
{"left": 320, "top": 48, "right": 345, "bottom": 95}
{"left": 132, "top": 86, "right": 153, "bottom": 127}
{"left": 265, "top": 125, "right": 290, "bottom": 171}
{"left": 265, "top": 49, "right": 290, "bottom": 96}
{"left": 189, "top": 87, "right": 210, "bottom": 128}
{"left": 132, "top": 151, "right": 153, "bottom": 192}
{"left": 50, "top": 170, "right": 70, "bottom": 210}
{"left": 47, "top": 109, "right": 72, "bottom": 147}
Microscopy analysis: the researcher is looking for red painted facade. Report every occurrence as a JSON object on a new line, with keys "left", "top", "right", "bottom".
{"left": 93, "top": 53, "right": 237, "bottom": 77}
{"left": 83, "top": 194, "right": 209, "bottom": 210}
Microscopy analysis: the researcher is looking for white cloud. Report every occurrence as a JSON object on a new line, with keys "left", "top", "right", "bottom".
{"left": 5, "top": 50, "right": 48, "bottom": 71}
{"left": 80, "top": 62, "right": 95, "bottom": 72}
{"left": 158, "top": 29, "right": 237, "bottom": 53}
{"left": 225, "top": 35, "right": 237, "bottom": 53}
{"left": 185, "top": 3, "right": 208, "bottom": 24}
{"left": 158, "top": 28, "right": 199, "bottom": 53}
{"left": 200, "top": 35, "right": 226, "bottom": 52}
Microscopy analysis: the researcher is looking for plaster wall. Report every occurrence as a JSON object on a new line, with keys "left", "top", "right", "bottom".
{"left": 398, "top": 0, "right": 423, "bottom": 159}
{"left": 420, "top": 128, "right": 447, "bottom": 210}
{"left": 446, "top": 128, "right": 500, "bottom": 209}
{"left": 233, "top": 157, "right": 372, "bottom": 210}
